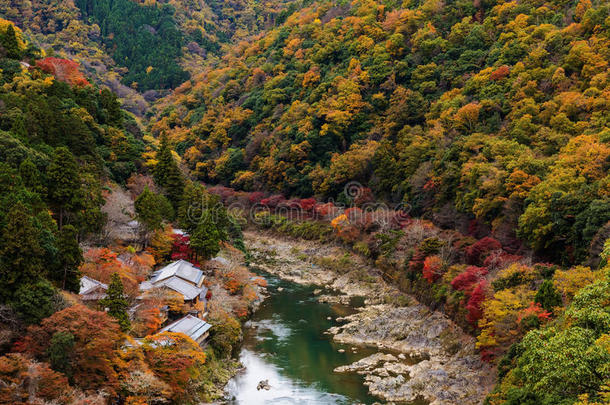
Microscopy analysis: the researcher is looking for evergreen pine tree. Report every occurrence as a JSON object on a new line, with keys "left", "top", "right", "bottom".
{"left": 55, "top": 225, "right": 83, "bottom": 292}
{"left": 0, "top": 202, "right": 44, "bottom": 301}
{"left": 534, "top": 279, "right": 563, "bottom": 313}
{"left": 1, "top": 24, "right": 22, "bottom": 59}
{"left": 153, "top": 134, "right": 185, "bottom": 209}
{"left": 100, "top": 272, "right": 130, "bottom": 332}
{"left": 177, "top": 181, "right": 206, "bottom": 234}
{"left": 47, "top": 147, "right": 83, "bottom": 229}
{"left": 12, "top": 279, "right": 56, "bottom": 324}
{"left": 134, "top": 187, "right": 167, "bottom": 246}
{"left": 19, "top": 158, "right": 46, "bottom": 196}
{"left": 190, "top": 210, "right": 222, "bottom": 261}
{"left": 47, "top": 331, "right": 75, "bottom": 379}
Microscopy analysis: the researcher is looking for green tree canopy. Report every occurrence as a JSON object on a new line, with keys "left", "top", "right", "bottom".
{"left": 99, "top": 272, "right": 130, "bottom": 332}
{"left": 47, "top": 147, "right": 83, "bottom": 229}
{"left": 54, "top": 224, "right": 83, "bottom": 293}
{"left": 0, "top": 202, "right": 44, "bottom": 300}
{"left": 153, "top": 134, "right": 185, "bottom": 209}
{"left": 190, "top": 210, "right": 222, "bottom": 261}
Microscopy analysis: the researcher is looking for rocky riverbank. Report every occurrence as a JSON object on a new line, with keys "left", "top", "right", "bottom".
{"left": 245, "top": 231, "right": 494, "bottom": 405}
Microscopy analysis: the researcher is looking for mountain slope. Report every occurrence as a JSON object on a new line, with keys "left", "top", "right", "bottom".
{"left": 0, "top": 0, "right": 307, "bottom": 114}
{"left": 152, "top": 0, "right": 610, "bottom": 263}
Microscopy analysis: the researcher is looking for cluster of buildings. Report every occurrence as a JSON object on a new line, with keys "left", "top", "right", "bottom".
{"left": 79, "top": 259, "right": 213, "bottom": 346}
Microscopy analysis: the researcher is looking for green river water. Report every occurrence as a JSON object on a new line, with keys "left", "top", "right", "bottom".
{"left": 225, "top": 271, "right": 425, "bottom": 404}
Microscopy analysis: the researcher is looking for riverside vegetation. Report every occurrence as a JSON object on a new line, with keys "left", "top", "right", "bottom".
{"left": 0, "top": 0, "right": 609, "bottom": 404}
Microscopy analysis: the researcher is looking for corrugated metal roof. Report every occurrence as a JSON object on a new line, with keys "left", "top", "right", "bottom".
{"left": 151, "top": 260, "right": 204, "bottom": 286}
{"left": 159, "top": 315, "right": 212, "bottom": 342}
{"left": 79, "top": 276, "right": 108, "bottom": 295}
{"left": 155, "top": 276, "right": 203, "bottom": 300}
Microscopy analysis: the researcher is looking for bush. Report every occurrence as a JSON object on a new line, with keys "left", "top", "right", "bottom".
{"left": 12, "top": 279, "right": 57, "bottom": 324}
{"left": 208, "top": 315, "right": 242, "bottom": 358}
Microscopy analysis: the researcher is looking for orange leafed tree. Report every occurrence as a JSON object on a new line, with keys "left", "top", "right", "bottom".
{"left": 36, "top": 57, "right": 91, "bottom": 87}
{"left": 422, "top": 255, "right": 444, "bottom": 283}
{"left": 0, "top": 353, "right": 72, "bottom": 404}
{"left": 17, "top": 305, "right": 123, "bottom": 397}
{"left": 80, "top": 248, "right": 139, "bottom": 297}
{"left": 141, "top": 332, "right": 207, "bottom": 402}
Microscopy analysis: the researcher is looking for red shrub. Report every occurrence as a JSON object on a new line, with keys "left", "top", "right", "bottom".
{"left": 207, "top": 186, "right": 237, "bottom": 204}
{"left": 248, "top": 191, "right": 265, "bottom": 204}
{"left": 260, "top": 194, "right": 286, "bottom": 209}
{"left": 466, "top": 281, "right": 487, "bottom": 325}
{"left": 451, "top": 266, "right": 488, "bottom": 293}
{"left": 466, "top": 237, "right": 502, "bottom": 265}
{"left": 299, "top": 198, "right": 317, "bottom": 211}
{"left": 422, "top": 255, "right": 443, "bottom": 283}
{"left": 36, "top": 57, "right": 90, "bottom": 87}
{"left": 490, "top": 65, "right": 510, "bottom": 81}
{"left": 171, "top": 234, "right": 198, "bottom": 266}
{"left": 467, "top": 219, "right": 489, "bottom": 238}
{"left": 315, "top": 202, "right": 338, "bottom": 219}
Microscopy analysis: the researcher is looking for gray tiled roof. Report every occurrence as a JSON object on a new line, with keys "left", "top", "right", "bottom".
{"left": 150, "top": 260, "right": 204, "bottom": 286}
{"left": 154, "top": 276, "right": 204, "bottom": 300}
{"left": 159, "top": 315, "right": 212, "bottom": 341}
{"left": 79, "top": 276, "right": 108, "bottom": 295}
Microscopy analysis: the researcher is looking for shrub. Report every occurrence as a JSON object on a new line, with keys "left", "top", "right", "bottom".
{"left": 465, "top": 237, "right": 502, "bottom": 265}
{"left": 451, "top": 266, "right": 488, "bottom": 293}
{"left": 422, "top": 255, "right": 444, "bottom": 283}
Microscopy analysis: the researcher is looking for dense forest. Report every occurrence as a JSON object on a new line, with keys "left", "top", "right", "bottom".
{"left": 0, "top": 0, "right": 609, "bottom": 404}
{"left": 152, "top": 0, "right": 610, "bottom": 265}
{"left": 0, "top": 19, "right": 255, "bottom": 404}
{"left": 75, "top": 0, "right": 189, "bottom": 91}
{"left": 0, "top": 17, "right": 143, "bottom": 329}
{"left": 0, "top": 0, "right": 306, "bottom": 105}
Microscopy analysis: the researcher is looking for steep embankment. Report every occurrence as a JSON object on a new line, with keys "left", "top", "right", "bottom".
{"left": 245, "top": 231, "right": 495, "bottom": 405}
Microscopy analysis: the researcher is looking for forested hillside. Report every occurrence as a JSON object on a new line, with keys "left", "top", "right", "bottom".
{"left": 0, "top": 18, "right": 142, "bottom": 315}
{"left": 0, "top": 0, "right": 306, "bottom": 112}
{"left": 0, "top": 20, "right": 256, "bottom": 403}
{"left": 152, "top": 0, "right": 610, "bottom": 265}
{"left": 0, "top": 0, "right": 609, "bottom": 404}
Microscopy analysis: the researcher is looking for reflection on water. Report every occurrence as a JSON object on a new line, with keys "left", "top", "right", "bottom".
{"left": 226, "top": 273, "right": 379, "bottom": 404}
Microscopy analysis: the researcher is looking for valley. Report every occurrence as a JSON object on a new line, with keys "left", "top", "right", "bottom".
{"left": 0, "top": 0, "right": 609, "bottom": 404}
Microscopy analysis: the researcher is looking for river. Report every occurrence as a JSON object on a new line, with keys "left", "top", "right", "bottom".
{"left": 225, "top": 271, "right": 385, "bottom": 404}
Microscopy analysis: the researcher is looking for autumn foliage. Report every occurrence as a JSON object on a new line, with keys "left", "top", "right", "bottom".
{"left": 36, "top": 57, "right": 90, "bottom": 87}
{"left": 465, "top": 237, "right": 502, "bottom": 266}
{"left": 16, "top": 305, "right": 123, "bottom": 396}
{"left": 141, "top": 332, "right": 207, "bottom": 402}
{"left": 466, "top": 281, "right": 487, "bottom": 326}
{"left": 0, "top": 353, "right": 72, "bottom": 404}
{"left": 80, "top": 248, "right": 140, "bottom": 297}
{"left": 451, "top": 266, "right": 488, "bottom": 294}
{"left": 422, "top": 255, "right": 444, "bottom": 283}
